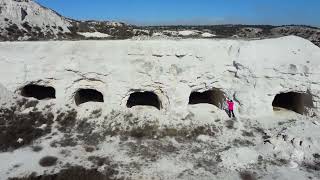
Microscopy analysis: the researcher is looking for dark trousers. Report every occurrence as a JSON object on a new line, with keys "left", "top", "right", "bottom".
{"left": 228, "top": 110, "right": 235, "bottom": 118}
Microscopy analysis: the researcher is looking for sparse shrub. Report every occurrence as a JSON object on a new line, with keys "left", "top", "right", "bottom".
{"left": 90, "top": 109, "right": 102, "bottom": 119}
{"left": 242, "top": 131, "right": 255, "bottom": 137}
{"left": 59, "top": 149, "right": 71, "bottom": 157}
{"left": 84, "top": 146, "right": 95, "bottom": 152}
{"left": 31, "top": 145, "right": 43, "bottom": 152}
{"left": 313, "top": 153, "right": 320, "bottom": 159}
{"left": 216, "top": 155, "right": 222, "bottom": 162}
{"left": 56, "top": 109, "right": 77, "bottom": 133}
{"left": 88, "top": 156, "right": 110, "bottom": 167}
{"left": 225, "top": 120, "right": 234, "bottom": 129}
{"left": 51, "top": 135, "right": 78, "bottom": 148}
{"left": 33, "top": 26, "right": 41, "bottom": 32}
{"left": 257, "top": 155, "right": 264, "bottom": 165}
{"left": 24, "top": 99, "right": 39, "bottom": 109}
{"left": 159, "top": 125, "right": 217, "bottom": 138}
{"left": 239, "top": 171, "right": 257, "bottom": 180}
{"left": 0, "top": 106, "right": 54, "bottom": 152}
{"left": 9, "top": 166, "right": 118, "bottom": 180}
{"left": 16, "top": 98, "right": 28, "bottom": 107}
{"left": 39, "top": 156, "right": 58, "bottom": 167}
{"left": 269, "top": 158, "right": 289, "bottom": 166}
{"left": 76, "top": 119, "right": 105, "bottom": 146}
{"left": 130, "top": 124, "right": 158, "bottom": 138}
{"left": 233, "top": 139, "right": 255, "bottom": 147}
{"left": 302, "top": 161, "right": 320, "bottom": 172}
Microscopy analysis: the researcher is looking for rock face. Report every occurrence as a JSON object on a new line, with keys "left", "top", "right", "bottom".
{"left": 0, "top": 37, "right": 320, "bottom": 179}
{"left": 0, "top": 36, "right": 319, "bottom": 118}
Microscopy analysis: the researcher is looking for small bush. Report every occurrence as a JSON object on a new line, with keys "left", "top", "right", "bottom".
{"left": 84, "top": 146, "right": 95, "bottom": 152}
{"left": 88, "top": 156, "right": 110, "bottom": 167}
{"left": 242, "top": 131, "right": 255, "bottom": 137}
{"left": 24, "top": 100, "right": 39, "bottom": 109}
{"left": 31, "top": 146, "right": 43, "bottom": 152}
{"left": 56, "top": 109, "right": 77, "bottom": 133}
{"left": 302, "top": 162, "right": 320, "bottom": 172}
{"left": 39, "top": 156, "right": 58, "bottom": 167}
{"left": 90, "top": 109, "right": 102, "bottom": 119}
{"left": 313, "top": 153, "right": 320, "bottom": 159}
{"left": 239, "top": 171, "right": 257, "bottom": 180}
{"left": 225, "top": 120, "right": 234, "bottom": 129}
{"left": 233, "top": 139, "right": 255, "bottom": 147}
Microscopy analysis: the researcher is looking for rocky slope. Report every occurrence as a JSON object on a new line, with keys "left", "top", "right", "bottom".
{"left": 0, "top": 36, "right": 320, "bottom": 179}
{"left": 0, "top": 0, "right": 72, "bottom": 40}
{"left": 0, "top": 0, "right": 134, "bottom": 40}
{"left": 135, "top": 25, "right": 320, "bottom": 47}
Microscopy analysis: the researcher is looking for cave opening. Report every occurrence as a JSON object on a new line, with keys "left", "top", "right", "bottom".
{"left": 272, "top": 92, "right": 314, "bottom": 115}
{"left": 21, "top": 84, "right": 56, "bottom": 100}
{"left": 189, "top": 89, "right": 225, "bottom": 108}
{"left": 126, "top": 91, "right": 161, "bottom": 110}
{"left": 74, "top": 89, "right": 104, "bottom": 106}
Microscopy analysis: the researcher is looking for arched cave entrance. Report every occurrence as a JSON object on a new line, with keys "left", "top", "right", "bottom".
{"left": 126, "top": 91, "right": 162, "bottom": 110}
{"left": 74, "top": 89, "right": 104, "bottom": 106}
{"left": 21, "top": 84, "right": 56, "bottom": 100}
{"left": 272, "top": 92, "right": 314, "bottom": 115}
{"left": 189, "top": 89, "right": 225, "bottom": 108}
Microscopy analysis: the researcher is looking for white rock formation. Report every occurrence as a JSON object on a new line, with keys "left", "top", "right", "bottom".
{"left": 0, "top": 36, "right": 319, "bottom": 119}
{"left": 0, "top": 36, "right": 320, "bottom": 179}
{"left": 201, "top": 32, "right": 216, "bottom": 38}
{"left": 178, "top": 30, "right": 200, "bottom": 36}
{"left": 77, "top": 32, "right": 111, "bottom": 38}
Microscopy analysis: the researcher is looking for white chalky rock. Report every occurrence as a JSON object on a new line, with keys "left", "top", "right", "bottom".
{"left": 0, "top": 36, "right": 318, "bottom": 122}
{"left": 17, "top": 138, "right": 23, "bottom": 144}
{"left": 37, "top": 124, "right": 47, "bottom": 130}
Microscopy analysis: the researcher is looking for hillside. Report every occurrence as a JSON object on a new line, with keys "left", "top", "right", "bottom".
{"left": 0, "top": 0, "right": 72, "bottom": 40}
{"left": 0, "top": 0, "right": 320, "bottom": 47}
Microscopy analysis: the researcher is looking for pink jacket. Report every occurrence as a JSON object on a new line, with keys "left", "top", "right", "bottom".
{"left": 227, "top": 100, "right": 234, "bottom": 110}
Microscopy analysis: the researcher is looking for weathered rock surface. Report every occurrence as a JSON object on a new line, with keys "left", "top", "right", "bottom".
{"left": 0, "top": 36, "right": 320, "bottom": 179}
{"left": 0, "top": 36, "right": 319, "bottom": 117}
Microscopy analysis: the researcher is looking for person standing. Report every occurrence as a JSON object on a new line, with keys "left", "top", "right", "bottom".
{"left": 226, "top": 99, "right": 235, "bottom": 118}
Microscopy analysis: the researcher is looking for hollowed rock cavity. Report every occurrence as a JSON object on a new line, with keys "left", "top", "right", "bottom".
{"left": 75, "top": 89, "right": 104, "bottom": 106}
{"left": 21, "top": 84, "right": 56, "bottom": 100}
{"left": 189, "top": 89, "right": 225, "bottom": 108}
{"left": 126, "top": 91, "right": 161, "bottom": 110}
{"left": 272, "top": 92, "right": 314, "bottom": 115}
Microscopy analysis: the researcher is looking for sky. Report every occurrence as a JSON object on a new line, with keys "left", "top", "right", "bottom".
{"left": 36, "top": 0, "right": 320, "bottom": 26}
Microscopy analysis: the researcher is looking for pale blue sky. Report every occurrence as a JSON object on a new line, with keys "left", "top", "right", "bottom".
{"left": 36, "top": 0, "right": 320, "bottom": 26}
